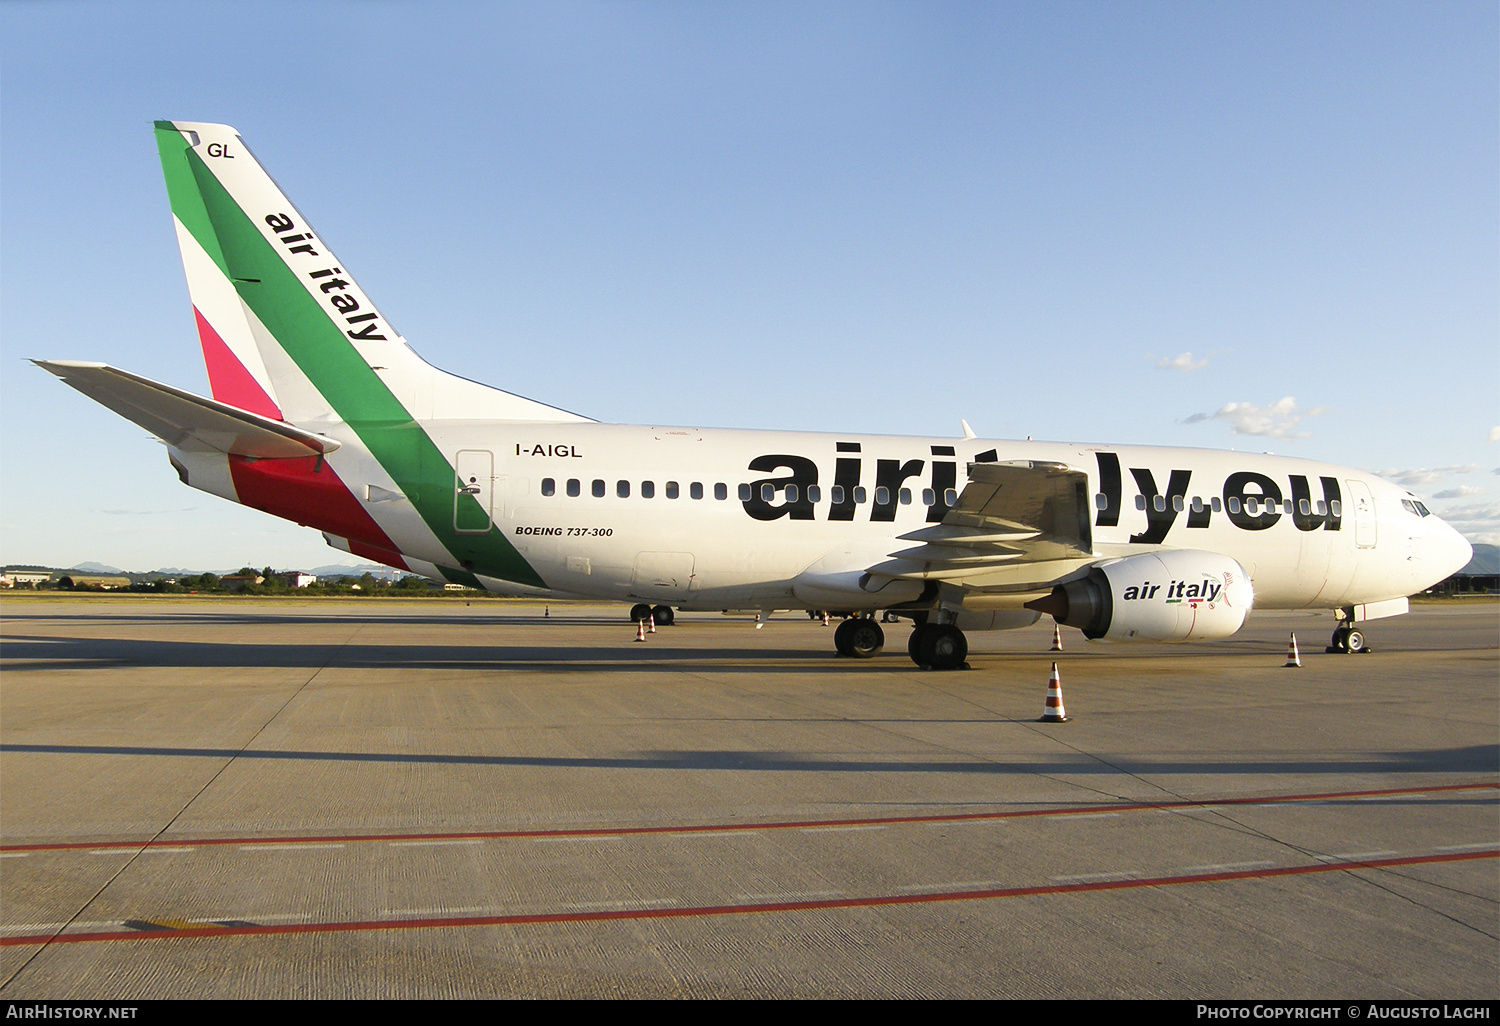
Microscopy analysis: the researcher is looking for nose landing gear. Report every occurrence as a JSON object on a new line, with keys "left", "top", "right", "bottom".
{"left": 1327, "top": 626, "right": 1370, "bottom": 654}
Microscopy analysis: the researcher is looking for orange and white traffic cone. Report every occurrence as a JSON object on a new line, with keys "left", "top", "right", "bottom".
{"left": 634, "top": 621, "right": 647, "bottom": 642}
{"left": 1038, "top": 662, "right": 1070, "bottom": 722}
{"left": 1284, "top": 632, "right": 1301, "bottom": 668}
{"left": 1050, "top": 623, "right": 1063, "bottom": 652}
{"left": 647, "top": 613, "right": 656, "bottom": 634}
{"left": 820, "top": 612, "right": 829, "bottom": 627}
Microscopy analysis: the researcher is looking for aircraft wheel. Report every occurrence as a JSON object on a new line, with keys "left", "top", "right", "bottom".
{"left": 908, "top": 624, "right": 933, "bottom": 665}
{"left": 651, "top": 604, "right": 675, "bottom": 627}
{"left": 919, "top": 624, "right": 968, "bottom": 671}
{"left": 1343, "top": 628, "right": 1366, "bottom": 654}
{"left": 630, "top": 603, "right": 652, "bottom": 623}
{"left": 833, "top": 617, "right": 855, "bottom": 656}
{"left": 835, "top": 617, "right": 883, "bottom": 658}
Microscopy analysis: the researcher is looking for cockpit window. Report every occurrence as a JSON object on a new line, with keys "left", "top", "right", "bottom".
{"left": 1401, "top": 499, "right": 1431, "bottom": 517}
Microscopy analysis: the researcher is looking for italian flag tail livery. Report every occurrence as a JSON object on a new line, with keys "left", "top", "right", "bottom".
{"left": 133, "top": 122, "right": 591, "bottom": 588}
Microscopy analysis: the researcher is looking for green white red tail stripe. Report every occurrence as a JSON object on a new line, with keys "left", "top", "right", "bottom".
{"left": 153, "top": 120, "right": 576, "bottom": 589}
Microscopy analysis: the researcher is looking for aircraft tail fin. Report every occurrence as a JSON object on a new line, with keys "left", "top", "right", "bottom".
{"left": 153, "top": 121, "right": 590, "bottom": 426}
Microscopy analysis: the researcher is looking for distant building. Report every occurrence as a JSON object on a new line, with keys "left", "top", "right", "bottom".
{"left": 1, "top": 572, "right": 51, "bottom": 588}
{"left": 279, "top": 572, "right": 316, "bottom": 588}
{"left": 219, "top": 574, "right": 264, "bottom": 591}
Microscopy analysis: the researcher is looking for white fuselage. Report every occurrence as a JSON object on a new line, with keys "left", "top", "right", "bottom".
{"left": 341, "top": 421, "right": 1470, "bottom": 615}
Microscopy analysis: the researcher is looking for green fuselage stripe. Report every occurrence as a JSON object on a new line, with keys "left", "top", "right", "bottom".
{"left": 156, "top": 126, "right": 544, "bottom": 588}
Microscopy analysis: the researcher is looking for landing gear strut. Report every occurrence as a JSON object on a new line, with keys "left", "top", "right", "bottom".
{"left": 834, "top": 617, "right": 884, "bottom": 658}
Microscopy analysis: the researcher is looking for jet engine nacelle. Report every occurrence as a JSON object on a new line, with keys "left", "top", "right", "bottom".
{"left": 1027, "top": 550, "right": 1254, "bottom": 642}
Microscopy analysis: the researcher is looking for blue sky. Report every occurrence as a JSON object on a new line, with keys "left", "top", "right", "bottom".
{"left": 2, "top": 1, "right": 1496, "bottom": 571}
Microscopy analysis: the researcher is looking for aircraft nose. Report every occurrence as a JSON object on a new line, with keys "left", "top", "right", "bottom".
{"left": 1432, "top": 518, "right": 1474, "bottom": 579}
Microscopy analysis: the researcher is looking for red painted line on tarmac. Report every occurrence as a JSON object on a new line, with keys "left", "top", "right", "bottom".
{"left": 3, "top": 849, "right": 1493, "bottom": 947}
{"left": 3, "top": 781, "right": 1493, "bottom": 854}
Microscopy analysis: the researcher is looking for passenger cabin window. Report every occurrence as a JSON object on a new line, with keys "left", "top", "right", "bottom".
{"left": 874, "top": 486, "right": 890, "bottom": 506}
{"left": 666, "top": 481, "right": 679, "bottom": 499}
{"left": 1172, "top": 495, "right": 1184, "bottom": 513}
{"left": 1135, "top": 495, "right": 1147, "bottom": 511}
{"left": 853, "top": 487, "right": 867, "bottom": 504}
{"left": 691, "top": 482, "right": 704, "bottom": 500}
{"left": 831, "top": 485, "right": 845, "bottom": 504}
{"left": 1299, "top": 499, "right": 1311, "bottom": 515}
{"left": 1190, "top": 496, "right": 1204, "bottom": 513}
{"left": 641, "top": 481, "right": 655, "bottom": 499}
{"left": 785, "top": 484, "right": 799, "bottom": 503}
{"left": 739, "top": 484, "right": 752, "bottom": 501}
{"left": 541, "top": 478, "right": 556, "bottom": 497}
{"left": 592, "top": 479, "right": 605, "bottom": 498}
{"left": 1211, "top": 497, "right": 1222, "bottom": 512}
{"left": 567, "top": 479, "right": 581, "bottom": 497}
{"left": 1095, "top": 493, "right": 1108, "bottom": 510}
{"left": 945, "top": 488, "right": 958, "bottom": 506}
{"left": 1153, "top": 495, "right": 1166, "bottom": 513}
{"left": 1330, "top": 500, "right": 1342, "bottom": 517}
{"left": 899, "top": 488, "right": 912, "bottom": 505}
{"left": 807, "top": 485, "right": 821, "bottom": 503}
{"left": 715, "top": 483, "right": 728, "bottom": 501}
{"left": 760, "top": 483, "right": 774, "bottom": 501}
{"left": 1227, "top": 497, "right": 1242, "bottom": 514}
{"left": 1316, "top": 500, "right": 1327, "bottom": 515}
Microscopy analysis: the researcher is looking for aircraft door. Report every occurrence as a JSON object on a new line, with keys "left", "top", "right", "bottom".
{"left": 1345, "top": 480, "right": 1377, "bottom": 549}
{"left": 454, "top": 449, "right": 494, "bottom": 534}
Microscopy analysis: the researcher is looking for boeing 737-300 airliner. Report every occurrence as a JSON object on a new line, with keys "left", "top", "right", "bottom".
{"left": 36, "top": 122, "right": 1474, "bottom": 669}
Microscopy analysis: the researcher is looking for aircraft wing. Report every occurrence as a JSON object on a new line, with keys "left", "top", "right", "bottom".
{"left": 33, "top": 361, "right": 339, "bottom": 459}
{"left": 866, "top": 461, "right": 1096, "bottom": 589}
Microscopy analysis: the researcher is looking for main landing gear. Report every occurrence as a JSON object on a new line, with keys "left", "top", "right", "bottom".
{"left": 827, "top": 612, "right": 969, "bottom": 670}
{"left": 907, "top": 622, "right": 968, "bottom": 671}
{"left": 629, "top": 603, "right": 675, "bottom": 627}
{"left": 833, "top": 616, "right": 884, "bottom": 658}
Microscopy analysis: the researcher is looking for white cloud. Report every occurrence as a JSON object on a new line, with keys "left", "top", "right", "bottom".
{"left": 1372, "top": 465, "right": 1484, "bottom": 487}
{"left": 1433, "top": 501, "right": 1500, "bottom": 546}
{"left": 1184, "top": 397, "right": 1326, "bottom": 439}
{"left": 1488, "top": 426, "right": 1499, "bottom": 443}
{"left": 1432, "top": 486, "right": 1484, "bottom": 499}
{"left": 1154, "top": 352, "right": 1209, "bottom": 372}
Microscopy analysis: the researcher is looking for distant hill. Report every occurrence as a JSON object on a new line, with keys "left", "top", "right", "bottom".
{"left": 71, "top": 561, "right": 123, "bottom": 574}
{"left": 1461, "top": 544, "right": 1498, "bottom": 576}
{"left": 309, "top": 563, "right": 405, "bottom": 580}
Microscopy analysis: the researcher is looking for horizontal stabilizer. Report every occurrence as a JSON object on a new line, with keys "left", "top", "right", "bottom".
{"left": 33, "top": 361, "right": 340, "bottom": 459}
